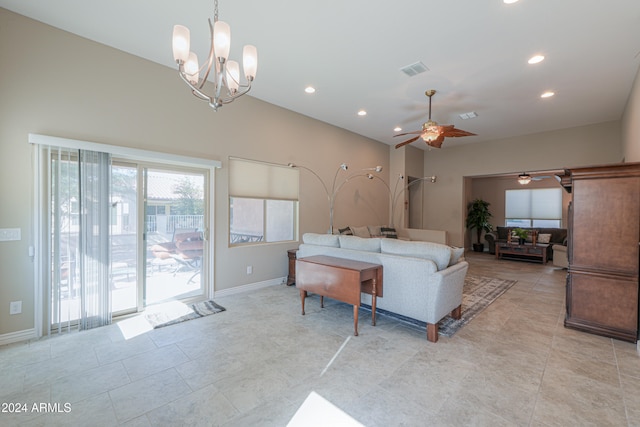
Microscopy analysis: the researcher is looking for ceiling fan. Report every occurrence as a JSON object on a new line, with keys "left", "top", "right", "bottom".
{"left": 517, "top": 172, "right": 557, "bottom": 185}
{"left": 394, "top": 90, "right": 476, "bottom": 149}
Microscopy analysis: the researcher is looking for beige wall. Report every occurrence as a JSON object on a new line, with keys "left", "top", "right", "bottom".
{"left": 0, "top": 9, "right": 389, "bottom": 336}
{"left": 422, "top": 121, "right": 623, "bottom": 247}
{"left": 622, "top": 65, "right": 640, "bottom": 162}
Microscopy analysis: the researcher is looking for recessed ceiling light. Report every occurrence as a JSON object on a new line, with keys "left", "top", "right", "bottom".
{"left": 503, "top": 0, "right": 519, "bottom": 4}
{"left": 304, "top": 86, "right": 316, "bottom": 94}
{"left": 394, "top": 126, "right": 402, "bottom": 132}
{"left": 540, "top": 91, "right": 555, "bottom": 98}
{"left": 357, "top": 110, "right": 367, "bottom": 116}
{"left": 528, "top": 55, "right": 545, "bottom": 64}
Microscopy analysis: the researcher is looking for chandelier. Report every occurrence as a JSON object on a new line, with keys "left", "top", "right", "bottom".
{"left": 172, "top": 0, "right": 257, "bottom": 111}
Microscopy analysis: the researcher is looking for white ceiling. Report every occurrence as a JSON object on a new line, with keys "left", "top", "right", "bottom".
{"left": 2, "top": 0, "right": 640, "bottom": 150}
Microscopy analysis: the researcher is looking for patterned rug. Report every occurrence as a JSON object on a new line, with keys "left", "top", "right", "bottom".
{"left": 144, "top": 300, "right": 226, "bottom": 329}
{"left": 364, "top": 275, "right": 517, "bottom": 338}
{"left": 438, "top": 275, "right": 517, "bottom": 337}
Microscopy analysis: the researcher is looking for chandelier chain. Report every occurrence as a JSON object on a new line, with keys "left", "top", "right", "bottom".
{"left": 214, "top": 0, "right": 218, "bottom": 21}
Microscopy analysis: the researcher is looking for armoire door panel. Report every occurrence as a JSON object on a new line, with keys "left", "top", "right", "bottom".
{"left": 568, "top": 271, "right": 638, "bottom": 332}
{"left": 571, "top": 177, "right": 640, "bottom": 274}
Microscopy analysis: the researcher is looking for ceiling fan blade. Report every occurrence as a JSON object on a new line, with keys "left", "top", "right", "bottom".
{"left": 441, "top": 126, "right": 476, "bottom": 137}
{"left": 427, "top": 135, "right": 445, "bottom": 149}
{"left": 394, "top": 130, "right": 424, "bottom": 137}
{"left": 394, "top": 135, "right": 421, "bottom": 149}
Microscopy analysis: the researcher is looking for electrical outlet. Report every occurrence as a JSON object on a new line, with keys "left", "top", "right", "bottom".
{"left": 9, "top": 301, "right": 22, "bottom": 315}
{"left": 246, "top": 265, "right": 253, "bottom": 275}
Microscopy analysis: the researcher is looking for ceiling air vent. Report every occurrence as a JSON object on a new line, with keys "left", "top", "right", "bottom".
{"left": 399, "top": 61, "right": 429, "bottom": 77}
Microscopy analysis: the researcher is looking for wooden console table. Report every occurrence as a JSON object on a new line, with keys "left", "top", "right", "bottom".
{"left": 495, "top": 242, "right": 549, "bottom": 264}
{"left": 287, "top": 249, "right": 298, "bottom": 286}
{"left": 296, "top": 255, "right": 383, "bottom": 336}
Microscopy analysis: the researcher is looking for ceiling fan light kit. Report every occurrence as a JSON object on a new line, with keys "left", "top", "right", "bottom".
{"left": 394, "top": 89, "right": 476, "bottom": 150}
{"left": 518, "top": 173, "right": 532, "bottom": 185}
{"left": 172, "top": 0, "right": 257, "bottom": 111}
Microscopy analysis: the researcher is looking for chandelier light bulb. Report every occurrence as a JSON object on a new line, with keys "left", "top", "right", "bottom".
{"left": 213, "top": 21, "right": 231, "bottom": 61}
{"left": 226, "top": 60, "right": 240, "bottom": 93}
{"left": 185, "top": 52, "right": 200, "bottom": 84}
{"left": 172, "top": 25, "right": 190, "bottom": 63}
{"left": 242, "top": 45, "right": 258, "bottom": 80}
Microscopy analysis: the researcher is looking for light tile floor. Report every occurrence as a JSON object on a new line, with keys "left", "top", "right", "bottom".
{"left": 1, "top": 252, "right": 639, "bottom": 426}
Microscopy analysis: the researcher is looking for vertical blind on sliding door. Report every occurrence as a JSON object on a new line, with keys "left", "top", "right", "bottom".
{"left": 49, "top": 146, "right": 112, "bottom": 332}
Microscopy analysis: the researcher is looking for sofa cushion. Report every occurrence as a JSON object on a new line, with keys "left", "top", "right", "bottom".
{"left": 380, "top": 239, "right": 451, "bottom": 270}
{"left": 349, "top": 225, "right": 371, "bottom": 238}
{"left": 302, "top": 233, "right": 340, "bottom": 247}
{"left": 339, "top": 235, "right": 381, "bottom": 252}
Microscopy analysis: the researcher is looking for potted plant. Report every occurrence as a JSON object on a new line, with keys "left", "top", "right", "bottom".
{"left": 466, "top": 198, "right": 493, "bottom": 252}
{"left": 512, "top": 228, "right": 529, "bottom": 245}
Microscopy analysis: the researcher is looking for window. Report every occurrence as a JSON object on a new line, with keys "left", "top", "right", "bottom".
{"left": 229, "top": 158, "right": 298, "bottom": 245}
{"left": 505, "top": 188, "right": 562, "bottom": 228}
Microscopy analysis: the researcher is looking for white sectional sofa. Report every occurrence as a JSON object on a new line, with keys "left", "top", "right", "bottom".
{"left": 297, "top": 233, "right": 468, "bottom": 342}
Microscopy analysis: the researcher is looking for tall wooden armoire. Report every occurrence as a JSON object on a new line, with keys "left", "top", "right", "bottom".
{"left": 561, "top": 163, "right": 640, "bottom": 342}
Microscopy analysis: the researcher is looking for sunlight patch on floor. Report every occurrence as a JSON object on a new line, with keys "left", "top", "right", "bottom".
{"left": 287, "top": 391, "right": 364, "bottom": 427}
{"left": 116, "top": 300, "right": 194, "bottom": 340}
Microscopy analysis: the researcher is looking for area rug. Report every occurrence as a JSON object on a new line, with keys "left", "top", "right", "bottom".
{"left": 437, "top": 275, "right": 517, "bottom": 337}
{"left": 144, "top": 300, "right": 226, "bottom": 329}
{"left": 362, "top": 275, "right": 517, "bottom": 338}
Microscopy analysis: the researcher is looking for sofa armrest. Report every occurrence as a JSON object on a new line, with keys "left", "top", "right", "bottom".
{"left": 426, "top": 261, "right": 469, "bottom": 324}
{"left": 484, "top": 232, "right": 497, "bottom": 254}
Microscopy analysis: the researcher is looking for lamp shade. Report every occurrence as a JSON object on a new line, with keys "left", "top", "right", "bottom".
{"left": 172, "top": 25, "right": 190, "bottom": 62}
{"left": 226, "top": 60, "right": 240, "bottom": 92}
{"left": 184, "top": 52, "right": 200, "bottom": 84}
{"left": 243, "top": 45, "right": 258, "bottom": 80}
{"left": 213, "top": 21, "right": 231, "bottom": 61}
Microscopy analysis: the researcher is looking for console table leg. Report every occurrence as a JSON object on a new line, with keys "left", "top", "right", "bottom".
{"left": 353, "top": 305, "right": 359, "bottom": 336}
{"left": 371, "top": 277, "right": 377, "bottom": 326}
{"left": 300, "top": 290, "right": 307, "bottom": 315}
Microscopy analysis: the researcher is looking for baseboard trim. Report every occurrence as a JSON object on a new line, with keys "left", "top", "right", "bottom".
{"left": 214, "top": 277, "right": 285, "bottom": 298}
{"left": 0, "top": 328, "right": 37, "bottom": 346}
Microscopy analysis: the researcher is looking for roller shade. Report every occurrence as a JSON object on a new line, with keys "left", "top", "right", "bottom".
{"left": 229, "top": 157, "right": 299, "bottom": 200}
{"left": 506, "top": 188, "right": 562, "bottom": 220}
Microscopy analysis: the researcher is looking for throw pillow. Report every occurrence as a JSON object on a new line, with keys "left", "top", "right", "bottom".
{"left": 380, "top": 226, "right": 397, "bottom": 239}
{"left": 349, "top": 225, "right": 371, "bottom": 238}
{"left": 538, "top": 233, "right": 551, "bottom": 244}
{"left": 449, "top": 246, "right": 465, "bottom": 266}
{"left": 367, "top": 225, "right": 382, "bottom": 237}
{"left": 338, "top": 226, "right": 353, "bottom": 235}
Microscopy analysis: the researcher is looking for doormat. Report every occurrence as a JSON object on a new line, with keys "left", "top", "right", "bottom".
{"left": 145, "top": 300, "right": 226, "bottom": 329}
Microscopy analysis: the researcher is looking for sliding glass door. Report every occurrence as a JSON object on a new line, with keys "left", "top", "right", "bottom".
{"left": 48, "top": 150, "right": 209, "bottom": 331}
{"left": 143, "top": 168, "right": 206, "bottom": 306}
